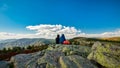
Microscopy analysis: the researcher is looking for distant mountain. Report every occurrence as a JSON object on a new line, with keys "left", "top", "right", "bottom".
{"left": 0, "top": 39, "right": 17, "bottom": 43}
{"left": 0, "top": 38, "right": 55, "bottom": 50}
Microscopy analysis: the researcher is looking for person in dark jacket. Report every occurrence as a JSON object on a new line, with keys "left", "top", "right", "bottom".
{"left": 59, "top": 34, "right": 66, "bottom": 44}
{"left": 55, "top": 34, "right": 60, "bottom": 44}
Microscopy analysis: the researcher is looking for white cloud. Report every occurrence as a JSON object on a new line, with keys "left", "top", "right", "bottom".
{"left": 26, "top": 24, "right": 82, "bottom": 39}
{"left": 101, "top": 30, "right": 120, "bottom": 37}
{"left": 0, "top": 32, "right": 36, "bottom": 39}
{"left": 0, "top": 24, "right": 120, "bottom": 39}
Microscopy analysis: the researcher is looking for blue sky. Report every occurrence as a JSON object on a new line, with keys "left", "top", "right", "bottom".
{"left": 0, "top": 0, "right": 120, "bottom": 39}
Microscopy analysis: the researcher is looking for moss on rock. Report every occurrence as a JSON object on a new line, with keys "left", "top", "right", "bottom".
{"left": 88, "top": 42, "right": 120, "bottom": 68}
{"left": 59, "top": 55, "right": 98, "bottom": 68}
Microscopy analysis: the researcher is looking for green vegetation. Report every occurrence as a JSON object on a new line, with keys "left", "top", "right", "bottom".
{"left": 0, "top": 44, "right": 48, "bottom": 61}
{"left": 101, "top": 37, "right": 120, "bottom": 42}
{"left": 9, "top": 62, "right": 14, "bottom": 68}
{"left": 88, "top": 42, "right": 120, "bottom": 68}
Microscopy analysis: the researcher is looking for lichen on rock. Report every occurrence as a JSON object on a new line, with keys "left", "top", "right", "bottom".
{"left": 88, "top": 42, "right": 120, "bottom": 68}
{"left": 59, "top": 55, "right": 98, "bottom": 68}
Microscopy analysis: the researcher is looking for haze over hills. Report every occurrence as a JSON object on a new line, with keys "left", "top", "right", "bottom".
{"left": 0, "top": 39, "right": 17, "bottom": 43}
{"left": 0, "top": 38, "right": 55, "bottom": 50}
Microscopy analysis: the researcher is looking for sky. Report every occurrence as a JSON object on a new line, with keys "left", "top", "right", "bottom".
{"left": 0, "top": 0, "right": 120, "bottom": 39}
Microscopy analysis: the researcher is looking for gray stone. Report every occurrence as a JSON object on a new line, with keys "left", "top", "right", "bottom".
{"left": 37, "top": 50, "right": 65, "bottom": 68}
{"left": 88, "top": 42, "right": 120, "bottom": 68}
{"left": 10, "top": 51, "right": 45, "bottom": 68}
{"left": 47, "top": 45, "right": 91, "bottom": 58}
{"left": 10, "top": 45, "right": 96, "bottom": 68}
{"left": 59, "top": 55, "right": 98, "bottom": 68}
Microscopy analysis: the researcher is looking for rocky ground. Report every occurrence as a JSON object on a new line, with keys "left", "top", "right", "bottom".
{"left": 0, "top": 42, "right": 120, "bottom": 68}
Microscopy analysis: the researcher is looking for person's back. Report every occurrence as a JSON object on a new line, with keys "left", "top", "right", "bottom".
{"left": 56, "top": 34, "right": 60, "bottom": 44}
{"left": 60, "top": 34, "right": 66, "bottom": 44}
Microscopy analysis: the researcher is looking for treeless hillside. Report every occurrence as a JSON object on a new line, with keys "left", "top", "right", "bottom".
{"left": 101, "top": 37, "right": 120, "bottom": 42}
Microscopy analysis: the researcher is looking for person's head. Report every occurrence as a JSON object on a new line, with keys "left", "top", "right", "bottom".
{"left": 59, "top": 34, "right": 66, "bottom": 44}
{"left": 61, "top": 34, "right": 64, "bottom": 38}
{"left": 57, "top": 34, "right": 60, "bottom": 38}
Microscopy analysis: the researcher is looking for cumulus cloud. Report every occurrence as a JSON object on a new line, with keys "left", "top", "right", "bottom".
{"left": 0, "top": 24, "right": 120, "bottom": 40}
{"left": 26, "top": 24, "right": 83, "bottom": 38}
{"left": 26, "top": 24, "right": 120, "bottom": 38}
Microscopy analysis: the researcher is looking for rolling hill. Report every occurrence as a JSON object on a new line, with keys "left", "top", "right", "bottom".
{"left": 0, "top": 38, "right": 55, "bottom": 50}
{"left": 69, "top": 37, "right": 120, "bottom": 46}
{"left": 101, "top": 37, "right": 120, "bottom": 41}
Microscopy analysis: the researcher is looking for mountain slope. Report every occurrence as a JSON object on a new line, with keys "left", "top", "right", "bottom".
{"left": 0, "top": 38, "right": 54, "bottom": 49}
{"left": 69, "top": 37, "right": 120, "bottom": 46}
{"left": 101, "top": 37, "right": 120, "bottom": 41}
{"left": 0, "top": 39, "right": 17, "bottom": 43}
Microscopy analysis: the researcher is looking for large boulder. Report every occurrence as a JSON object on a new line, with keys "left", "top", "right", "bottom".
{"left": 37, "top": 51, "right": 65, "bottom": 68}
{"left": 27, "top": 50, "right": 97, "bottom": 68}
{"left": 87, "top": 42, "right": 120, "bottom": 68}
{"left": 0, "top": 61, "right": 9, "bottom": 68}
{"left": 10, "top": 54, "right": 33, "bottom": 68}
{"left": 59, "top": 55, "right": 98, "bottom": 68}
{"left": 10, "top": 51, "right": 45, "bottom": 68}
{"left": 10, "top": 44, "right": 96, "bottom": 68}
{"left": 47, "top": 45, "right": 91, "bottom": 58}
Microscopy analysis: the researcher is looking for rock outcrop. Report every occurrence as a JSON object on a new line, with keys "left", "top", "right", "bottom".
{"left": 47, "top": 45, "right": 91, "bottom": 58}
{"left": 10, "top": 51, "right": 45, "bottom": 68}
{"left": 59, "top": 55, "right": 97, "bottom": 68}
{"left": 87, "top": 42, "right": 120, "bottom": 68}
{"left": 10, "top": 45, "right": 97, "bottom": 68}
{"left": 37, "top": 51, "right": 65, "bottom": 68}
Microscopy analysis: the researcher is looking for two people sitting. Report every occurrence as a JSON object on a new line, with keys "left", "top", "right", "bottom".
{"left": 55, "top": 34, "right": 70, "bottom": 45}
